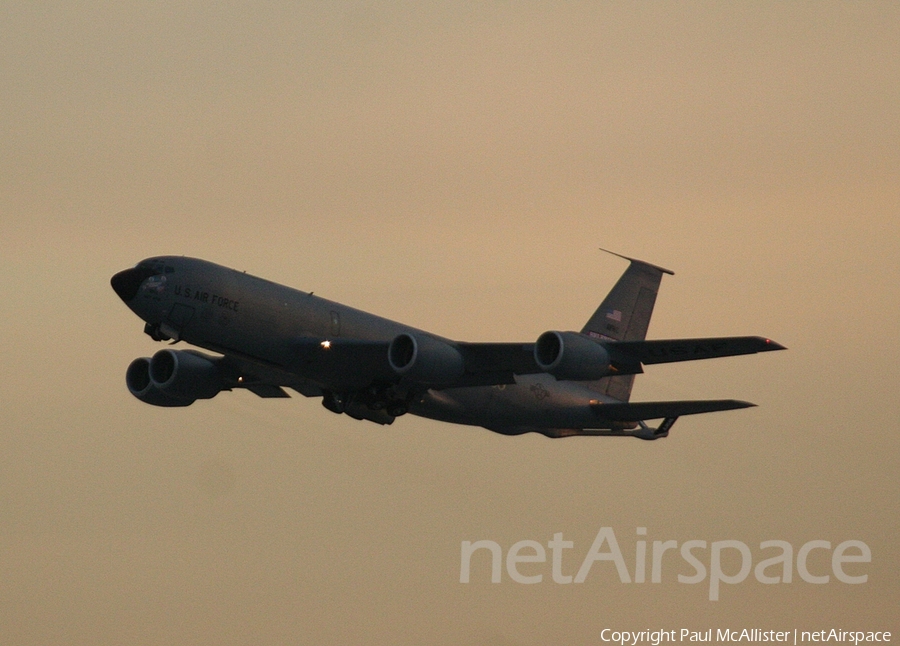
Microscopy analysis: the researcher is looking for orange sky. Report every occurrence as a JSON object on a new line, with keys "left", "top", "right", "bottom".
{"left": 2, "top": 3, "right": 898, "bottom": 643}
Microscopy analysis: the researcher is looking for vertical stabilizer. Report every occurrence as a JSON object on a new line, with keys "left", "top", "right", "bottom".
{"left": 580, "top": 251, "right": 673, "bottom": 401}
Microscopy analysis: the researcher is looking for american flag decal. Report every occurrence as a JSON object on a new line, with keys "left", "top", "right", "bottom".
{"left": 606, "top": 309, "right": 622, "bottom": 322}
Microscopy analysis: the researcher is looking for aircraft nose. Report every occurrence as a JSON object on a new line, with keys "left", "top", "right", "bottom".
{"left": 111, "top": 267, "right": 155, "bottom": 302}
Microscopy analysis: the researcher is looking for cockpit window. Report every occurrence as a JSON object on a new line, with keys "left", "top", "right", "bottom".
{"left": 111, "top": 264, "right": 165, "bottom": 301}
{"left": 143, "top": 274, "right": 167, "bottom": 294}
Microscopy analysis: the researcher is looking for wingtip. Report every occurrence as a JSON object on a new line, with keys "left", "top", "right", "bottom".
{"left": 598, "top": 247, "right": 675, "bottom": 276}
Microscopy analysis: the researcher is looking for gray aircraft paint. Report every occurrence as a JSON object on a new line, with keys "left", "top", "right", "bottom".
{"left": 111, "top": 253, "right": 784, "bottom": 439}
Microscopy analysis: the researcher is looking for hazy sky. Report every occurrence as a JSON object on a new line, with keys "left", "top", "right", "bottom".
{"left": 2, "top": 2, "right": 898, "bottom": 644}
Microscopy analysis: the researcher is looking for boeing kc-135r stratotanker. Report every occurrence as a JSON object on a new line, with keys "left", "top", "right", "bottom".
{"left": 111, "top": 251, "right": 784, "bottom": 439}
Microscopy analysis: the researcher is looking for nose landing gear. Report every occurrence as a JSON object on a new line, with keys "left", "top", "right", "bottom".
{"left": 144, "top": 323, "right": 171, "bottom": 342}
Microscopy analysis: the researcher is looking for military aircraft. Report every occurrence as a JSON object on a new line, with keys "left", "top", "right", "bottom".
{"left": 111, "top": 251, "right": 784, "bottom": 439}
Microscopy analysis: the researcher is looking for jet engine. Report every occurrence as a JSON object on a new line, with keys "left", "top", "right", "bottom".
{"left": 126, "top": 349, "right": 224, "bottom": 406}
{"left": 388, "top": 333, "right": 465, "bottom": 385}
{"left": 534, "top": 331, "right": 612, "bottom": 381}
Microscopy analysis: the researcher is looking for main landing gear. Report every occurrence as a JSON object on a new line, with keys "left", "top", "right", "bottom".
{"left": 321, "top": 389, "right": 410, "bottom": 418}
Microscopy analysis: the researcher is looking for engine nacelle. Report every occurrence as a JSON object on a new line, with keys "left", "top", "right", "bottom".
{"left": 534, "top": 331, "right": 612, "bottom": 381}
{"left": 149, "top": 349, "right": 223, "bottom": 400}
{"left": 125, "top": 350, "right": 224, "bottom": 406}
{"left": 388, "top": 333, "right": 465, "bottom": 385}
{"left": 126, "top": 356, "right": 193, "bottom": 406}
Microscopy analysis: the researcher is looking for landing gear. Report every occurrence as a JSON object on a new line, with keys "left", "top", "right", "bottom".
{"left": 362, "top": 385, "right": 386, "bottom": 410}
{"left": 321, "top": 388, "right": 411, "bottom": 418}
{"left": 386, "top": 401, "right": 409, "bottom": 417}
{"left": 321, "top": 391, "right": 346, "bottom": 414}
{"left": 144, "top": 323, "right": 171, "bottom": 342}
{"left": 359, "top": 385, "right": 410, "bottom": 417}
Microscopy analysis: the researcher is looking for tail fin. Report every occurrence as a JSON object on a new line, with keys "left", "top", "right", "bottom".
{"left": 580, "top": 250, "right": 673, "bottom": 401}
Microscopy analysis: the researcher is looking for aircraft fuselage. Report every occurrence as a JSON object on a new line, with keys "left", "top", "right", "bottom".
{"left": 112, "top": 255, "right": 782, "bottom": 438}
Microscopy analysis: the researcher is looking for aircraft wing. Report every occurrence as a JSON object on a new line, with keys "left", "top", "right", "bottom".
{"left": 291, "top": 338, "right": 397, "bottom": 390}
{"left": 194, "top": 338, "right": 538, "bottom": 398}
{"left": 451, "top": 336, "right": 785, "bottom": 386}
{"left": 243, "top": 383, "right": 293, "bottom": 398}
{"left": 290, "top": 338, "right": 539, "bottom": 389}
{"left": 221, "top": 336, "right": 783, "bottom": 395}
{"left": 606, "top": 335, "right": 784, "bottom": 371}
{"left": 453, "top": 342, "right": 540, "bottom": 385}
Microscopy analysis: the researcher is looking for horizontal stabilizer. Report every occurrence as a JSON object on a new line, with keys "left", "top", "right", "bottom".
{"left": 607, "top": 336, "right": 784, "bottom": 368}
{"left": 597, "top": 248, "right": 675, "bottom": 276}
{"left": 591, "top": 399, "right": 755, "bottom": 421}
